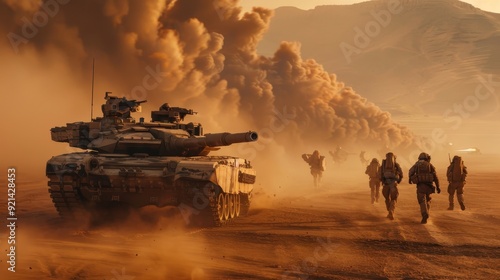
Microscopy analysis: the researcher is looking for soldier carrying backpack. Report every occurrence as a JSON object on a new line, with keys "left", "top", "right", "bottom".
{"left": 408, "top": 152, "right": 441, "bottom": 224}
{"left": 380, "top": 152, "right": 403, "bottom": 220}
{"left": 365, "top": 158, "right": 381, "bottom": 205}
{"left": 302, "top": 150, "right": 326, "bottom": 187}
{"left": 446, "top": 155, "right": 468, "bottom": 211}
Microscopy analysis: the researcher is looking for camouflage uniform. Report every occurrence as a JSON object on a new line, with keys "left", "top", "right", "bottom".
{"left": 365, "top": 158, "right": 381, "bottom": 204}
{"left": 409, "top": 153, "right": 440, "bottom": 224}
{"left": 380, "top": 153, "right": 403, "bottom": 220}
{"left": 302, "top": 151, "right": 325, "bottom": 187}
{"left": 447, "top": 156, "right": 468, "bottom": 210}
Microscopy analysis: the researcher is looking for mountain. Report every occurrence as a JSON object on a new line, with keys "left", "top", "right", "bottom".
{"left": 258, "top": 0, "right": 500, "bottom": 118}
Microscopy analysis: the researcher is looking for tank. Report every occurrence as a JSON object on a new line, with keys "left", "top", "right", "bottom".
{"left": 46, "top": 93, "right": 258, "bottom": 226}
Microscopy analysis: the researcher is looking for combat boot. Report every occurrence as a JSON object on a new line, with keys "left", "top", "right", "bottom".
{"left": 421, "top": 213, "right": 429, "bottom": 224}
{"left": 387, "top": 212, "right": 394, "bottom": 220}
{"left": 447, "top": 204, "right": 454, "bottom": 210}
{"left": 459, "top": 202, "right": 466, "bottom": 211}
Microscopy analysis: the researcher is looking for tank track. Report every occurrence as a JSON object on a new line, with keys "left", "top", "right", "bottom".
{"left": 194, "top": 193, "right": 250, "bottom": 227}
{"left": 186, "top": 188, "right": 251, "bottom": 227}
{"left": 207, "top": 193, "right": 225, "bottom": 227}
{"left": 240, "top": 193, "right": 251, "bottom": 216}
{"left": 47, "top": 175, "right": 251, "bottom": 227}
{"left": 47, "top": 174, "right": 86, "bottom": 218}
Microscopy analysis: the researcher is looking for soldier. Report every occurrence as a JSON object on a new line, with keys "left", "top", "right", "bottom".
{"left": 447, "top": 155, "right": 468, "bottom": 210}
{"left": 409, "top": 153, "right": 441, "bottom": 224}
{"left": 302, "top": 150, "right": 325, "bottom": 187}
{"left": 329, "top": 145, "right": 348, "bottom": 164}
{"left": 365, "top": 158, "right": 381, "bottom": 204}
{"left": 380, "top": 152, "right": 403, "bottom": 220}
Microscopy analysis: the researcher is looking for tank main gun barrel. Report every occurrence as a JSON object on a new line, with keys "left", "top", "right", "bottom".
{"left": 175, "top": 131, "right": 258, "bottom": 149}
{"left": 205, "top": 131, "right": 258, "bottom": 146}
{"left": 50, "top": 94, "right": 260, "bottom": 156}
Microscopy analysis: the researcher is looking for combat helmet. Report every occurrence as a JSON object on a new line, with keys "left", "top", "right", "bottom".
{"left": 418, "top": 152, "right": 430, "bottom": 161}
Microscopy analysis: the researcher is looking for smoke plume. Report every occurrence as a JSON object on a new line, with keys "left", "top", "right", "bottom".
{"left": 0, "top": 0, "right": 416, "bottom": 177}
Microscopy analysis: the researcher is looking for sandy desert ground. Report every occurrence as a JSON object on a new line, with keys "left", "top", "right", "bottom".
{"left": 1, "top": 155, "right": 498, "bottom": 280}
{"left": 1, "top": 1, "right": 498, "bottom": 279}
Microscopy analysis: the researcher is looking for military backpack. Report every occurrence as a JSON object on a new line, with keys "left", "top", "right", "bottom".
{"left": 411, "top": 160, "right": 434, "bottom": 183}
{"left": 382, "top": 154, "right": 397, "bottom": 179}
{"left": 449, "top": 156, "right": 465, "bottom": 182}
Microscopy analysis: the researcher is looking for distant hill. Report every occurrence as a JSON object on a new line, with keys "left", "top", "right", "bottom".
{"left": 258, "top": 0, "right": 500, "bottom": 117}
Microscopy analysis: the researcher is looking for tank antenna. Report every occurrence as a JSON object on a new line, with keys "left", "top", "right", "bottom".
{"left": 91, "top": 58, "right": 95, "bottom": 121}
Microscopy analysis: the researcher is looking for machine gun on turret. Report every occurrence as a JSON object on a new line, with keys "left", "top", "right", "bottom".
{"left": 101, "top": 92, "right": 146, "bottom": 119}
{"left": 50, "top": 93, "right": 258, "bottom": 156}
{"left": 152, "top": 103, "right": 196, "bottom": 123}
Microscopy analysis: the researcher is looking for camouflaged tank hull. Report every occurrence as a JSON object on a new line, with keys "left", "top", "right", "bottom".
{"left": 46, "top": 152, "right": 255, "bottom": 226}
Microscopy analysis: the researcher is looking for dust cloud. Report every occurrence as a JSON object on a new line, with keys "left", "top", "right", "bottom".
{"left": 1, "top": 0, "right": 419, "bottom": 182}
{"left": 1, "top": 2, "right": 499, "bottom": 279}
{"left": 1, "top": 188, "right": 210, "bottom": 279}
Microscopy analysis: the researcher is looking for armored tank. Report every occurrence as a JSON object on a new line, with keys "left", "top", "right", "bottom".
{"left": 46, "top": 93, "right": 258, "bottom": 226}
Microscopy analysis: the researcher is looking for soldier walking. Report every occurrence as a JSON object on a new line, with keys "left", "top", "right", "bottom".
{"left": 380, "top": 152, "right": 403, "bottom": 220}
{"left": 409, "top": 153, "right": 441, "bottom": 224}
{"left": 447, "top": 155, "right": 468, "bottom": 210}
{"left": 302, "top": 150, "right": 325, "bottom": 187}
{"left": 365, "top": 158, "right": 381, "bottom": 204}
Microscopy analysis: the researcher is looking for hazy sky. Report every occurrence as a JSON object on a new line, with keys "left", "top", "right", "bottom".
{"left": 240, "top": 0, "right": 500, "bottom": 14}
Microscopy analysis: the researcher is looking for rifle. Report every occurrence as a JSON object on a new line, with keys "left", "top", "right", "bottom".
{"left": 448, "top": 153, "right": 451, "bottom": 164}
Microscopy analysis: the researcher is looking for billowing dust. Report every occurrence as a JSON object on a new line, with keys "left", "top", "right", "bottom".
{"left": 0, "top": 0, "right": 423, "bottom": 176}
{"left": 1, "top": 1, "right": 499, "bottom": 279}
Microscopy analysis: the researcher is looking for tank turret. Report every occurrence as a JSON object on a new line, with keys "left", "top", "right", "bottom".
{"left": 46, "top": 94, "right": 258, "bottom": 227}
{"left": 51, "top": 94, "right": 258, "bottom": 156}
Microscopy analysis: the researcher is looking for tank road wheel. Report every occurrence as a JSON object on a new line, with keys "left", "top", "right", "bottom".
{"left": 217, "top": 192, "right": 226, "bottom": 221}
{"left": 228, "top": 194, "right": 236, "bottom": 219}
{"left": 234, "top": 193, "right": 241, "bottom": 217}
{"left": 223, "top": 193, "right": 230, "bottom": 220}
{"left": 191, "top": 184, "right": 242, "bottom": 227}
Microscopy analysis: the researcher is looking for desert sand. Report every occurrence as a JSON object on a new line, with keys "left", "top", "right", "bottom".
{"left": 1, "top": 0, "right": 499, "bottom": 279}
{"left": 1, "top": 154, "right": 498, "bottom": 280}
